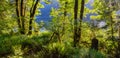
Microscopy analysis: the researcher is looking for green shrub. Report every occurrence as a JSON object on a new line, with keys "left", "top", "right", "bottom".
{"left": 0, "top": 38, "right": 13, "bottom": 57}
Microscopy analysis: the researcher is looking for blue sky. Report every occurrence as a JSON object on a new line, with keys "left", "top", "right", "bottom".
{"left": 36, "top": 0, "right": 94, "bottom": 22}
{"left": 36, "top": 0, "right": 120, "bottom": 28}
{"left": 86, "top": 0, "right": 94, "bottom": 9}
{"left": 36, "top": 0, "right": 59, "bottom": 22}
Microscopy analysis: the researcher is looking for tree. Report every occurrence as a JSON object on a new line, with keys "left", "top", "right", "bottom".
{"left": 15, "top": 0, "right": 25, "bottom": 34}
{"left": 0, "top": 0, "right": 16, "bottom": 34}
{"left": 15, "top": 0, "right": 41, "bottom": 35}
{"left": 78, "top": 0, "right": 85, "bottom": 46}
{"left": 73, "top": 0, "right": 78, "bottom": 47}
{"left": 28, "top": 0, "right": 40, "bottom": 35}
{"left": 73, "top": 0, "right": 85, "bottom": 47}
{"left": 90, "top": 0, "right": 120, "bottom": 57}
{"left": 49, "top": 0, "right": 73, "bottom": 43}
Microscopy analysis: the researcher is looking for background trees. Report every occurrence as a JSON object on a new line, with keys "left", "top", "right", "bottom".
{"left": 1, "top": 0, "right": 120, "bottom": 58}
{"left": 0, "top": 0, "right": 16, "bottom": 34}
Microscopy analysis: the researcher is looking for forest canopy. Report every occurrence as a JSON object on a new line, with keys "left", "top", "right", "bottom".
{"left": 0, "top": 0, "right": 120, "bottom": 58}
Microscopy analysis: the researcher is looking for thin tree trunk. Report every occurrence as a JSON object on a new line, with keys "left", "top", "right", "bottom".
{"left": 73, "top": 0, "right": 85, "bottom": 47}
{"left": 16, "top": 0, "right": 26, "bottom": 34}
{"left": 118, "top": 24, "right": 120, "bottom": 38}
{"left": 73, "top": 0, "right": 78, "bottom": 47}
{"left": 16, "top": 0, "right": 22, "bottom": 34}
{"left": 110, "top": 16, "right": 114, "bottom": 37}
{"left": 28, "top": 0, "right": 40, "bottom": 35}
{"left": 78, "top": 0, "right": 85, "bottom": 40}
{"left": 20, "top": 0, "right": 25, "bottom": 34}
{"left": 116, "top": 24, "right": 120, "bottom": 58}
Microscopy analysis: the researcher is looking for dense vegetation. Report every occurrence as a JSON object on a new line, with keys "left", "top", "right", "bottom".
{"left": 0, "top": 0, "right": 120, "bottom": 58}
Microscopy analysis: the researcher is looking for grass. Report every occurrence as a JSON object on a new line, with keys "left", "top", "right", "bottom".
{"left": 0, "top": 33, "right": 106, "bottom": 58}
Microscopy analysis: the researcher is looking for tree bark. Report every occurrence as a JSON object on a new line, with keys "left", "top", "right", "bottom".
{"left": 16, "top": 0, "right": 22, "bottom": 34}
{"left": 16, "top": 0, "right": 26, "bottom": 34}
{"left": 73, "top": 0, "right": 85, "bottom": 47}
{"left": 78, "top": 0, "right": 85, "bottom": 40}
{"left": 20, "top": 0, "right": 25, "bottom": 34}
{"left": 110, "top": 15, "right": 114, "bottom": 37}
{"left": 28, "top": 0, "right": 40, "bottom": 35}
{"left": 116, "top": 24, "right": 120, "bottom": 58}
{"left": 73, "top": 0, "right": 78, "bottom": 47}
{"left": 15, "top": 0, "right": 40, "bottom": 35}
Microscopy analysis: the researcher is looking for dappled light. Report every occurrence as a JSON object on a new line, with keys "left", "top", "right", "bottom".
{"left": 0, "top": 0, "right": 120, "bottom": 58}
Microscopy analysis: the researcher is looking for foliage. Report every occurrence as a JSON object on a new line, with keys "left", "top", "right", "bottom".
{"left": 0, "top": 0, "right": 120, "bottom": 58}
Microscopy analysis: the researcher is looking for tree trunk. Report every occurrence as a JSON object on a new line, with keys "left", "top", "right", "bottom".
{"left": 15, "top": 0, "right": 40, "bottom": 35}
{"left": 20, "top": 0, "right": 25, "bottom": 34}
{"left": 116, "top": 24, "right": 120, "bottom": 58}
{"left": 91, "top": 37, "right": 98, "bottom": 50}
{"left": 78, "top": 0, "right": 85, "bottom": 41}
{"left": 16, "top": 0, "right": 22, "bottom": 34}
{"left": 110, "top": 15, "right": 114, "bottom": 37}
{"left": 73, "top": 0, "right": 85, "bottom": 47}
{"left": 28, "top": 0, "right": 40, "bottom": 35}
{"left": 73, "top": 0, "right": 78, "bottom": 47}
{"left": 16, "top": 0, "right": 26, "bottom": 34}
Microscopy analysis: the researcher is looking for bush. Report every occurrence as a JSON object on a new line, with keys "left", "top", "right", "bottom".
{"left": 0, "top": 37, "right": 13, "bottom": 57}
{"left": 0, "top": 35, "right": 27, "bottom": 57}
{"left": 21, "top": 39, "right": 43, "bottom": 55}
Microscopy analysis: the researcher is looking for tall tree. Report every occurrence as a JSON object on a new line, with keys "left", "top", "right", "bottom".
{"left": 28, "top": 0, "right": 40, "bottom": 35}
{"left": 78, "top": 0, "right": 85, "bottom": 45}
{"left": 73, "top": 0, "right": 78, "bottom": 47}
{"left": 73, "top": 0, "right": 85, "bottom": 47}
{"left": 15, "top": 0, "right": 40, "bottom": 35}
{"left": 15, "top": 0, "right": 26, "bottom": 34}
